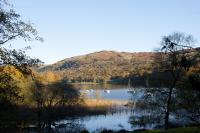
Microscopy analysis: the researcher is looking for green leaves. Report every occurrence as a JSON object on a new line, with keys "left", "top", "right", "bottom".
{"left": 0, "top": 2, "right": 43, "bottom": 45}
{"left": 0, "top": 48, "right": 43, "bottom": 74}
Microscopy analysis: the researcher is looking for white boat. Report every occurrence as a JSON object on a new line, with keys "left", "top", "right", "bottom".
{"left": 85, "top": 89, "right": 90, "bottom": 93}
{"left": 104, "top": 90, "right": 110, "bottom": 93}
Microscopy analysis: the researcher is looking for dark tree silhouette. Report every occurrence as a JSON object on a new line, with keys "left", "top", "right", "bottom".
{"left": 158, "top": 32, "right": 195, "bottom": 129}
{"left": 0, "top": 0, "right": 43, "bottom": 72}
{"left": 130, "top": 32, "right": 199, "bottom": 130}
{"left": 0, "top": 0, "right": 42, "bottom": 130}
{"left": 32, "top": 77, "right": 80, "bottom": 133}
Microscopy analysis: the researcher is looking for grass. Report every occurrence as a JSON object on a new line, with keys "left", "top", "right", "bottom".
{"left": 83, "top": 98, "right": 128, "bottom": 108}
{"left": 162, "top": 126, "right": 200, "bottom": 133}
{"left": 133, "top": 127, "right": 200, "bottom": 133}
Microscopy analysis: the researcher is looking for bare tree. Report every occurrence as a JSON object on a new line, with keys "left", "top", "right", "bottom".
{"left": 130, "top": 32, "right": 198, "bottom": 130}
{"left": 158, "top": 32, "right": 195, "bottom": 129}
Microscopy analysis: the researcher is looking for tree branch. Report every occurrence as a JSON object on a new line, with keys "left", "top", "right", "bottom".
{"left": 0, "top": 34, "right": 20, "bottom": 45}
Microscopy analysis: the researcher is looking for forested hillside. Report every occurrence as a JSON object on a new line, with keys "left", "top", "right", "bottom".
{"left": 38, "top": 48, "right": 200, "bottom": 87}
{"left": 38, "top": 51, "right": 155, "bottom": 83}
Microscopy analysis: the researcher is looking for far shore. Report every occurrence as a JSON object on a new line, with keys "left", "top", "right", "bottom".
{"left": 70, "top": 82, "right": 101, "bottom": 85}
{"left": 68, "top": 81, "right": 128, "bottom": 85}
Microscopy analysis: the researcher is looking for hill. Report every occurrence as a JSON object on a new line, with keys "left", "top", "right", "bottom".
{"left": 38, "top": 50, "right": 155, "bottom": 83}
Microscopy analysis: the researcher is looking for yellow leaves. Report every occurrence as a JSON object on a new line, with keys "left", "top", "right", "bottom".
{"left": 36, "top": 71, "right": 61, "bottom": 84}
{"left": 185, "top": 64, "right": 200, "bottom": 77}
{"left": 0, "top": 65, "right": 24, "bottom": 80}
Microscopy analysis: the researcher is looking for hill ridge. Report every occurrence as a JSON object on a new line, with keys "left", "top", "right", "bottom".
{"left": 38, "top": 50, "right": 155, "bottom": 83}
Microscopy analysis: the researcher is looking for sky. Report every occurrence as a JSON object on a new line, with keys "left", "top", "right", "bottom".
{"left": 10, "top": 0, "right": 200, "bottom": 64}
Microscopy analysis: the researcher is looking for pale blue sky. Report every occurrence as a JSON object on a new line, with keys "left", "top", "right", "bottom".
{"left": 11, "top": 0, "right": 200, "bottom": 64}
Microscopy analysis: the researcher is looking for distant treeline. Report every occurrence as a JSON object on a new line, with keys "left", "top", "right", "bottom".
{"left": 38, "top": 48, "right": 200, "bottom": 88}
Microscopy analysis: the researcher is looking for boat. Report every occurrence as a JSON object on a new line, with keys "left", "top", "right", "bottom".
{"left": 104, "top": 90, "right": 110, "bottom": 93}
{"left": 85, "top": 89, "right": 90, "bottom": 93}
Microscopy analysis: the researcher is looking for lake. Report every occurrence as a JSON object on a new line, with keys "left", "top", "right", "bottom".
{"left": 76, "top": 84, "right": 143, "bottom": 101}
{"left": 57, "top": 84, "right": 145, "bottom": 132}
{"left": 81, "top": 88, "right": 132, "bottom": 100}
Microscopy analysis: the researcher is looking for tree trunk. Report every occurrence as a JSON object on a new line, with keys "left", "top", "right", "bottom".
{"left": 164, "top": 87, "right": 173, "bottom": 130}
{"left": 164, "top": 75, "right": 178, "bottom": 130}
{"left": 37, "top": 101, "right": 42, "bottom": 132}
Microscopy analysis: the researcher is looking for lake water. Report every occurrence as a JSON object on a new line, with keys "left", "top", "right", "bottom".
{"left": 77, "top": 84, "right": 143, "bottom": 101}
{"left": 57, "top": 110, "right": 133, "bottom": 132}
{"left": 81, "top": 88, "right": 132, "bottom": 100}
{"left": 58, "top": 84, "right": 145, "bottom": 132}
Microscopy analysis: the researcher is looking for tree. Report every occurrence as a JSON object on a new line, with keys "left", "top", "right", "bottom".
{"left": 158, "top": 32, "right": 197, "bottom": 129}
{"left": 0, "top": 0, "right": 43, "bottom": 72}
{"left": 0, "top": 0, "right": 42, "bottom": 98}
{"left": 31, "top": 75, "right": 80, "bottom": 132}
{"left": 0, "top": 0, "right": 42, "bottom": 45}
{"left": 0, "top": 0, "right": 42, "bottom": 129}
{"left": 131, "top": 32, "right": 197, "bottom": 130}
{"left": 175, "top": 53, "right": 200, "bottom": 124}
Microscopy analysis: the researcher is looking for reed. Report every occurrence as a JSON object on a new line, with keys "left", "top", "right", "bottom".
{"left": 83, "top": 98, "right": 128, "bottom": 108}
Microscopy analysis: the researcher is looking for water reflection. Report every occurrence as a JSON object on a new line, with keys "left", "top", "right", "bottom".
{"left": 56, "top": 109, "right": 154, "bottom": 133}
{"left": 82, "top": 110, "right": 132, "bottom": 132}
{"left": 55, "top": 84, "right": 145, "bottom": 132}
{"left": 57, "top": 109, "right": 133, "bottom": 132}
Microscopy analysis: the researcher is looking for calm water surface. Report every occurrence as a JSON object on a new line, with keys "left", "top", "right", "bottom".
{"left": 77, "top": 84, "right": 142, "bottom": 101}
{"left": 81, "top": 88, "right": 132, "bottom": 100}
{"left": 60, "top": 84, "right": 145, "bottom": 132}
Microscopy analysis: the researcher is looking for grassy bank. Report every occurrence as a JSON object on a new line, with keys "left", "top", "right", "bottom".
{"left": 77, "top": 98, "right": 129, "bottom": 116}
{"left": 134, "top": 127, "right": 200, "bottom": 133}
{"left": 83, "top": 99, "right": 128, "bottom": 107}
{"left": 100, "top": 126, "right": 200, "bottom": 133}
